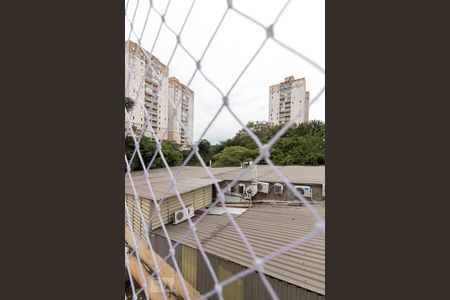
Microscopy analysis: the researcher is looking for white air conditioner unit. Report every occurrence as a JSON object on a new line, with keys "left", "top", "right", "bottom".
{"left": 274, "top": 183, "right": 284, "bottom": 195}
{"left": 294, "top": 185, "right": 312, "bottom": 198}
{"left": 257, "top": 182, "right": 269, "bottom": 194}
{"left": 238, "top": 183, "right": 246, "bottom": 194}
{"left": 245, "top": 183, "right": 258, "bottom": 197}
{"left": 173, "top": 205, "right": 195, "bottom": 225}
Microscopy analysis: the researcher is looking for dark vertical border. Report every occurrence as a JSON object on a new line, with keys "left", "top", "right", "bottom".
{"left": 327, "top": 0, "right": 449, "bottom": 299}
{"left": 2, "top": 1, "right": 124, "bottom": 299}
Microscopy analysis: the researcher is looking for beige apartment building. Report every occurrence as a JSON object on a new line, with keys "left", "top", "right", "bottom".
{"left": 125, "top": 40, "right": 169, "bottom": 140}
{"left": 269, "top": 76, "right": 310, "bottom": 125}
{"left": 168, "top": 77, "right": 194, "bottom": 149}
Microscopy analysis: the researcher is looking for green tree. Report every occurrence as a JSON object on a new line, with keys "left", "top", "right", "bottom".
{"left": 210, "top": 139, "right": 233, "bottom": 157}
{"left": 198, "top": 139, "right": 211, "bottom": 160}
{"left": 285, "top": 120, "right": 325, "bottom": 139}
{"left": 139, "top": 135, "right": 157, "bottom": 167}
{"left": 125, "top": 136, "right": 184, "bottom": 171}
{"left": 125, "top": 97, "right": 135, "bottom": 112}
{"left": 212, "top": 146, "right": 259, "bottom": 167}
{"left": 125, "top": 136, "right": 138, "bottom": 171}
{"left": 271, "top": 135, "right": 325, "bottom": 166}
{"left": 181, "top": 139, "right": 213, "bottom": 166}
{"left": 230, "top": 121, "right": 281, "bottom": 149}
{"left": 209, "top": 120, "right": 325, "bottom": 167}
{"left": 160, "top": 140, "right": 183, "bottom": 167}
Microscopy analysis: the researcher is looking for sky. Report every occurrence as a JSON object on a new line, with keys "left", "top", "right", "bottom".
{"left": 125, "top": 0, "right": 325, "bottom": 144}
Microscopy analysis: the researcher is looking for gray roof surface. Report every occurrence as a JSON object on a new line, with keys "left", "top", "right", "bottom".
{"left": 127, "top": 165, "right": 324, "bottom": 190}
{"left": 210, "top": 165, "right": 325, "bottom": 185}
{"left": 153, "top": 204, "right": 325, "bottom": 295}
{"left": 125, "top": 174, "right": 215, "bottom": 200}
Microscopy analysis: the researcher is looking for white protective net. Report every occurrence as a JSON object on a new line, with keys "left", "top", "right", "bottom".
{"left": 124, "top": 1, "right": 325, "bottom": 299}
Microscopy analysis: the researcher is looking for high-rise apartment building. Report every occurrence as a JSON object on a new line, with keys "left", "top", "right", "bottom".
{"left": 125, "top": 40, "right": 169, "bottom": 140}
{"left": 269, "top": 76, "right": 310, "bottom": 125}
{"left": 168, "top": 77, "right": 194, "bottom": 149}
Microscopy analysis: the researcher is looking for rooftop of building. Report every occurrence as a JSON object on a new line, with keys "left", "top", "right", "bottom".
{"left": 169, "top": 77, "right": 194, "bottom": 95}
{"left": 127, "top": 165, "right": 324, "bottom": 189}
{"left": 125, "top": 173, "right": 215, "bottom": 201}
{"left": 152, "top": 203, "right": 325, "bottom": 295}
{"left": 125, "top": 40, "right": 169, "bottom": 75}
{"left": 125, "top": 165, "right": 325, "bottom": 199}
{"left": 211, "top": 165, "right": 325, "bottom": 185}
{"left": 269, "top": 76, "right": 306, "bottom": 89}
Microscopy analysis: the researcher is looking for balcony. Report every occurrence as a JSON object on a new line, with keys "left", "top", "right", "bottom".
{"left": 145, "top": 103, "right": 157, "bottom": 109}
{"left": 145, "top": 95, "right": 158, "bottom": 102}
{"left": 145, "top": 89, "right": 155, "bottom": 97}
{"left": 144, "top": 103, "right": 158, "bottom": 111}
{"left": 150, "top": 77, "right": 159, "bottom": 85}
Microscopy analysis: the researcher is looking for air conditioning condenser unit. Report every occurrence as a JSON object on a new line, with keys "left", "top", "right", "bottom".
{"left": 173, "top": 205, "right": 195, "bottom": 225}
{"left": 294, "top": 185, "right": 312, "bottom": 198}
{"left": 257, "top": 182, "right": 269, "bottom": 194}
{"left": 274, "top": 183, "right": 284, "bottom": 195}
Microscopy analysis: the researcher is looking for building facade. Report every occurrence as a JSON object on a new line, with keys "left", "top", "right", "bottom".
{"left": 269, "top": 76, "right": 310, "bottom": 125}
{"left": 125, "top": 40, "right": 169, "bottom": 140}
{"left": 168, "top": 77, "right": 194, "bottom": 148}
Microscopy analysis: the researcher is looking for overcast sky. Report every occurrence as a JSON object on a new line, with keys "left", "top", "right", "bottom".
{"left": 125, "top": 0, "right": 325, "bottom": 144}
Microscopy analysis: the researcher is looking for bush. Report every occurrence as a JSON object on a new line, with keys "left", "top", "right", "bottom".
{"left": 212, "top": 146, "right": 259, "bottom": 167}
{"left": 271, "top": 135, "right": 325, "bottom": 166}
{"left": 125, "top": 135, "right": 183, "bottom": 171}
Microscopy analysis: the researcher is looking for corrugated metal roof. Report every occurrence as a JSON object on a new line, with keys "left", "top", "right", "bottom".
{"left": 125, "top": 174, "right": 215, "bottom": 200}
{"left": 152, "top": 204, "right": 325, "bottom": 295}
{"left": 127, "top": 167, "right": 238, "bottom": 183}
{"left": 211, "top": 165, "right": 325, "bottom": 185}
{"left": 128, "top": 165, "right": 325, "bottom": 187}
